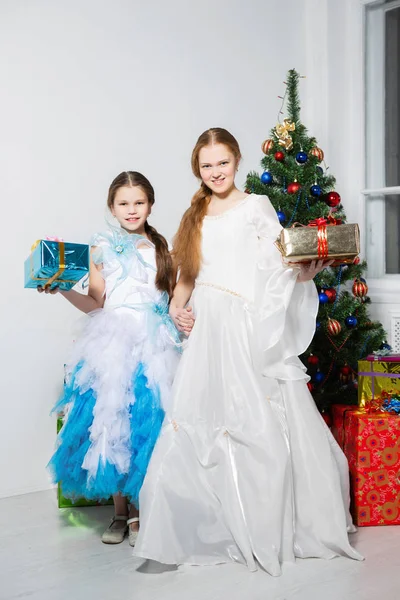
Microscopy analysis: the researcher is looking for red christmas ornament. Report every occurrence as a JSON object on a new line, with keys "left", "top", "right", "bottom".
{"left": 307, "top": 382, "right": 314, "bottom": 392}
{"left": 353, "top": 257, "right": 360, "bottom": 265}
{"left": 262, "top": 139, "right": 274, "bottom": 154}
{"left": 307, "top": 354, "right": 319, "bottom": 366}
{"left": 327, "top": 318, "right": 341, "bottom": 336}
{"left": 310, "top": 146, "right": 324, "bottom": 162}
{"left": 339, "top": 364, "right": 353, "bottom": 384}
{"left": 274, "top": 151, "right": 285, "bottom": 162}
{"left": 325, "top": 191, "right": 341, "bottom": 207}
{"left": 287, "top": 181, "right": 301, "bottom": 194}
{"left": 321, "top": 412, "right": 332, "bottom": 427}
{"left": 352, "top": 279, "right": 368, "bottom": 298}
{"left": 324, "top": 288, "right": 337, "bottom": 304}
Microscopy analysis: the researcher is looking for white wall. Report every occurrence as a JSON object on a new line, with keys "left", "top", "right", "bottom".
{"left": 0, "top": 0, "right": 308, "bottom": 498}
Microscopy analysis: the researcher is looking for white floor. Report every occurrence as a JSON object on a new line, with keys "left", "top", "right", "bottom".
{"left": 1, "top": 490, "right": 399, "bottom": 600}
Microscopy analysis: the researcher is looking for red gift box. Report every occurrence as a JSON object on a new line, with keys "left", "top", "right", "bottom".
{"left": 343, "top": 410, "right": 400, "bottom": 526}
{"left": 331, "top": 404, "right": 354, "bottom": 450}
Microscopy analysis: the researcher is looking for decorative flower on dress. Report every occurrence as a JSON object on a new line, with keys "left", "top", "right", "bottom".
{"left": 152, "top": 293, "right": 181, "bottom": 347}
{"left": 90, "top": 228, "right": 156, "bottom": 296}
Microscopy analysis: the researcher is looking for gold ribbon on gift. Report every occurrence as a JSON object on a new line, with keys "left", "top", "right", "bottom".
{"left": 30, "top": 240, "right": 75, "bottom": 287}
{"left": 274, "top": 119, "right": 295, "bottom": 151}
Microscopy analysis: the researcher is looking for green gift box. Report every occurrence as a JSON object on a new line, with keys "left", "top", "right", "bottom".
{"left": 56, "top": 417, "right": 113, "bottom": 508}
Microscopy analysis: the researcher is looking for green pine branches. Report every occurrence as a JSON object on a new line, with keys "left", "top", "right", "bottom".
{"left": 246, "top": 68, "right": 386, "bottom": 409}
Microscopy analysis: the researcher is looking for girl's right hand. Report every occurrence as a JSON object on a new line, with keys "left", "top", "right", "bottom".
{"left": 170, "top": 306, "right": 195, "bottom": 335}
{"left": 37, "top": 285, "right": 60, "bottom": 295}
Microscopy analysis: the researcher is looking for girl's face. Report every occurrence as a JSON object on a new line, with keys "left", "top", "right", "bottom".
{"left": 198, "top": 143, "right": 238, "bottom": 196}
{"left": 111, "top": 185, "right": 151, "bottom": 235}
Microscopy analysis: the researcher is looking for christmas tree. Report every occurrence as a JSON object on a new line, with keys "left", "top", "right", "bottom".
{"left": 246, "top": 69, "right": 387, "bottom": 412}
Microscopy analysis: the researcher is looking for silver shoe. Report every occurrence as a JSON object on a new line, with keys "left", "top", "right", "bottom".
{"left": 127, "top": 517, "right": 139, "bottom": 547}
{"left": 101, "top": 515, "right": 128, "bottom": 544}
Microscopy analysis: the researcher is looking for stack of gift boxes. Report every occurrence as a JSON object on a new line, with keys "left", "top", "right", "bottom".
{"left": 331, "top": 354, "right": 400, "bottom": 526}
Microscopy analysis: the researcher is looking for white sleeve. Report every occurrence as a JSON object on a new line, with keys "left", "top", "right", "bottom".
{"left": 252, "top": 195, "right": 319, "bottom": 381}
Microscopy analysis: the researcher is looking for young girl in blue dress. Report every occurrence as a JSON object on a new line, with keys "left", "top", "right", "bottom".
{"left": 39, "top": 171, "right": 187, "bottom": 545}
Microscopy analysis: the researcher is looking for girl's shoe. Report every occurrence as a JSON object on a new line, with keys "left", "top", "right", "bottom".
{"left": 101, "top": 515, "right": 128, "bottom": 544}
{"left": 127, "top": 517, "right": 139, "bottom": 547}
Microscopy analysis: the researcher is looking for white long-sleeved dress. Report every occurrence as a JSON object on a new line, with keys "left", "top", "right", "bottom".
{"left": 133, "top": 194, "right": 362, "bottom": 575}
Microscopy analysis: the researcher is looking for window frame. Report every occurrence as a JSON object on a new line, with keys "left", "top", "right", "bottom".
{"left": 363, "top": 0, "right": 400, "bottom": 282}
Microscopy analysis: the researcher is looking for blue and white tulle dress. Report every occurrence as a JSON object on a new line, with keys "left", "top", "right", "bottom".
{"left": 48, "top": 229, "right": 180, "bottom": 506}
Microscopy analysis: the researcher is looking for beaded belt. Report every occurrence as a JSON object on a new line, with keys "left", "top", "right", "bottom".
{"left": 196, "top": 281, "right": 249, "bottom": 302}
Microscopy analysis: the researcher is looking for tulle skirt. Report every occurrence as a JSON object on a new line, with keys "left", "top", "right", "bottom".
{"left": 48, "top": 308, "right": 179, "bottom": 506}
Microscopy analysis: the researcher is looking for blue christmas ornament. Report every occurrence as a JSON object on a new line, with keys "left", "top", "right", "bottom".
{"left": 260, "top": 171, "right": 273, "bottom": 184}
{"left": 345, "top": 315, "right": 358, "bottom": 328}
{"left": 276, "top": 210, "right": 286, "bottom": 224}
{"left": 314, "top": 371, "right": 325, "bottom": 384}
{"left": 380, "top": 342, "right": 392, "bottom": 351}
{"left": 316, "top": 166, "right": 324, "bottom": 176}
{"left": 316, "top": 320, "right": 321, "bottom": 330}
{"left": 319, "top": 291, "right": 329, "bottom": 304}
{"left": 296, "top": 151, "right": 308, "bottom": 164}
{"left": 310, "top": 184, "right": 322, "bottom": 197}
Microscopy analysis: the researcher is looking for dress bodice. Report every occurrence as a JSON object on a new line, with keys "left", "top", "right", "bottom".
{"left": 90, "top": 229, "right": 164, "bottom": 308}
{"left": 197, "top": 194, "right": 283, "bottom": 302}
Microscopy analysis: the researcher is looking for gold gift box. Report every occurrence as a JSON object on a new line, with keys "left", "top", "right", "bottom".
{"left": 358, "top": 358, "right": 400, "bottom": 408}
{"left": 275, "top": 223, "right": 360, "bottom": 265}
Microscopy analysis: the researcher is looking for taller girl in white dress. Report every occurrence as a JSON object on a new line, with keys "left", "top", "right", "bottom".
{"left": 133, "top": 128, "right": 363, "bottom": 575}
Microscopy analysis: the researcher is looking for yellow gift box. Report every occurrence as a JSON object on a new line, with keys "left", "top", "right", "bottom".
{"left": 358, "top": 357, "right": 400, "bottom": 408}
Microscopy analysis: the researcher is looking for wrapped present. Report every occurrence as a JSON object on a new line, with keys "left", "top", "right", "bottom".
{"left": 24, "top": 239, "right": 89, "bottom": 291}
{"left": 343, "top": 410, "right": 400, "bottom": 526}
{"left": 331, "top": 404, "right": 354, "bottom": 450}
{"left": 56, "top": 417, "right": 113, "bottom": 508}
{"left": 358, "top": 355, "right": 400, "bottom": 408}
{"left": 275, "top": 219, "right": 360, "bottom": 266}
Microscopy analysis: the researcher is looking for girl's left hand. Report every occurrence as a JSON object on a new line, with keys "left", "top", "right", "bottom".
{"left": 37, "top": 285, "right": 60, "bottom": 295}
{"left": 297, "top": 259, "right": 334, "bottom": 282}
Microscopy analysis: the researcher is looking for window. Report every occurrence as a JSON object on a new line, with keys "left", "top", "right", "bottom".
{"left": 364, "top": 0, "right": 400, "bottom": 277}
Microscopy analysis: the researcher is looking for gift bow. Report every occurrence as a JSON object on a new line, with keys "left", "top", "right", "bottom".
{"left": 306, "top": 216, "right": 342, "bottom": 258}
{"left": 364, "top": 392, "right": 400, "bottom": 415}
{"left": 308, "top": 215, "right": 342, "bottom": 227}
{"left": 274, "top": 119, "right": 295, "bottom": 151}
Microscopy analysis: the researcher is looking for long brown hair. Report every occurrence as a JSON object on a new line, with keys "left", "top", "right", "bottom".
{"left": 107, "top": 171, "right": 174, "bottom": 297}
{"left": 172, "top": 128, "right": 242, "bottom": 280}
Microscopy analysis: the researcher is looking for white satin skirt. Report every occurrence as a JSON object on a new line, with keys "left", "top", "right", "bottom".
{"left": 133, "top": 284, "right": 363, "bottom": 575}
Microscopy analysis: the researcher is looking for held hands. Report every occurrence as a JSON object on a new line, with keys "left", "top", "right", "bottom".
{"left": 170, "top": 306, "right": 195, "bottom": 336}
{"left": 297, "top": 259, "right": 334, "bottom": 283}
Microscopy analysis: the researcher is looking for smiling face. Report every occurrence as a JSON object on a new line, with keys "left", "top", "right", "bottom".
{"left": 198, "top": 143, "right": 238, "bottom": 196}
{"left": 111, "top": 185, "right": 151, "bottom": 235}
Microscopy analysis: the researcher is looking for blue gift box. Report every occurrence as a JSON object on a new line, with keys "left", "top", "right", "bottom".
{"left": 24, "top": 240, "right": 89, "bottom": 291}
